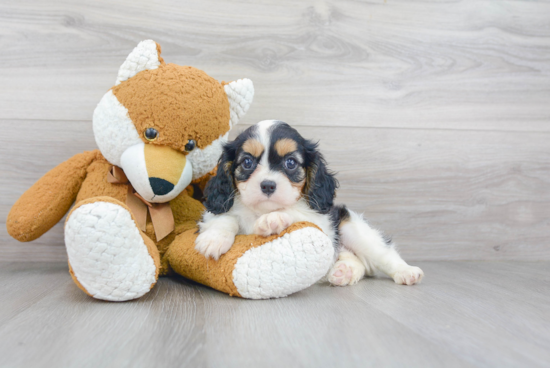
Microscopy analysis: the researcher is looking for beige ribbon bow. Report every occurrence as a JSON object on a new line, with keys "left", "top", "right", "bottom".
{"left": 107, "top": 166, "right": 175, "bottom": 241}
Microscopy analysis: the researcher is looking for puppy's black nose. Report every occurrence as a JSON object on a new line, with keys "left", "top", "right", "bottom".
{"left": 260, "top": 180, "right": 277, "bottom": 196}
{"left": 149, "top": 177, "right": 174, "bottom": 196}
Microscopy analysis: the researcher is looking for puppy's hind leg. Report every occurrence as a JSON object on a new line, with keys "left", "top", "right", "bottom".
{"left": 339, "top": 209, "right": 424, "bottom": 285}
{"left": 328, "top": 250, "right": 366, "bottom": 286}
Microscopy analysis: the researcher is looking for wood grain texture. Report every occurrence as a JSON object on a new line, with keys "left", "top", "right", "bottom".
{"left": 2, "top": 121, "right": 549, "bottom": 261}
{"left": 1, "top": 0, "right": 549, "bottom": 261}
{"left": 0, "top": 0, "right": 549, "bottom": 131}
{"left": 0, "top": 261, "right": 549, "bottom": 367}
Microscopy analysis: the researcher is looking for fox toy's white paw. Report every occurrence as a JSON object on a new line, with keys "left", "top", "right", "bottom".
{"left": 233, "top": 226, "right": 335, "bottom": 299}
{"left": 392, "top": 265, "right": 424, "bottom": 285}
{"left": 253, "top": 212, "right": 292, "bottom": 237}
{"left": 328, "top": 252, "right": 366, "bottom": 286}
{"left": 195, "top": 229, "right": 235, "bottom": 260}
{"left": 65, "top": 201, "right": 157, "bottom": 301}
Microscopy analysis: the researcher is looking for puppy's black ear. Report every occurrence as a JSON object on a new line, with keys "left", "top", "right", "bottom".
{"left": 204, "top": 146, "right": 236, "bottom": 215}
{"left": 304, "top": 140, "right": 339, "bottom": 214}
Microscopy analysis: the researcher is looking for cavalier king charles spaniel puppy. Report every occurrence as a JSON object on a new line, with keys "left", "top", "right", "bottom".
{"left": 195, "top": 120, "right": 424, "bottom": 286}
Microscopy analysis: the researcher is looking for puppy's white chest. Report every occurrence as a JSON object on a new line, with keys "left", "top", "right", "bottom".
{"left": 232, "top": 198, "right": 336, "bottom": 245}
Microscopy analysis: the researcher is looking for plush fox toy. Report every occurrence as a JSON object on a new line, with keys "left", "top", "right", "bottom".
{"left": 7, "top": 40, "right": 334, "bottom": 301}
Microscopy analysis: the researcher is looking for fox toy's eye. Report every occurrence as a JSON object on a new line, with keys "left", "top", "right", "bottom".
{"left": 185, "top": 139, "right": 196, "bottom": 152}
{"left": 242, "top": 157, "right": 253, "bottom": 170}
{"left": 144, "top": 128, "right": 159, "bottom": 141}
{"left": 285, "top": 157, "right": 297, "bottom": 170}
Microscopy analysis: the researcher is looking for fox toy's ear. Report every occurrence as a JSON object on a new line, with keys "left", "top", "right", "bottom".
{"left": 224, "top": 79, "right": 254, "bottom": 128}
{"left": 116, "top": 40, "right": 164, "bottom": 85}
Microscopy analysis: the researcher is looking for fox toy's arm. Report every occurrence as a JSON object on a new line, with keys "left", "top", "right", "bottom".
{"left": 7, "top": 150, "right": 99, "bottom": 242}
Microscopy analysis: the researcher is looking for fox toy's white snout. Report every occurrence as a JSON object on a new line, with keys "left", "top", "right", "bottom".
{"left": 120, "top": 142, "right": 193, "bottom": 203}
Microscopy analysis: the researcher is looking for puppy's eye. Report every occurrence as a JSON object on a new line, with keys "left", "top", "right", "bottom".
{"left": 285, "top": 157, "right": 297, "bottom": 170}
{"left": 242, "top": 157, "right": 253, "bottom": 170}
{"left": 185, "top": 139, "right": 196, "bottom": 152}
{"left": 144, "top": 128, "right": 159, "bottom": 141}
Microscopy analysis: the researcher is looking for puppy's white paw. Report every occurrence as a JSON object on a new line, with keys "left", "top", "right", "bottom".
{"left": 195, "top": 230, "right": 235, "bottom": 260}
{"left": 392, "top": 265, "right": 424, "bottom": 285}
{"left": 328, "top": 258, "right": 365, "bottom": 286}
{"left": 253, "top": 212, "right": 292, "bottom": 237}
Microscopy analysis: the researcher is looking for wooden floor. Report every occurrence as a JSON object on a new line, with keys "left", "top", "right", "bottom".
{"left": 0, "top": 261, "right": 548, "bottom": 368}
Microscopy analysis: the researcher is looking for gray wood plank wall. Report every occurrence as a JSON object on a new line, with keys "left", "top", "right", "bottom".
{"left": 1, "top": 0, "right": 549, "bottom": 261}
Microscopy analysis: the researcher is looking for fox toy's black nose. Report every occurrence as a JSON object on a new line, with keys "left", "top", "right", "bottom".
{"left": 260, "top": 180, "right": 277, "bottom": 196}
{"left": 149, "top": 177, "right": 174, "bottom": 196}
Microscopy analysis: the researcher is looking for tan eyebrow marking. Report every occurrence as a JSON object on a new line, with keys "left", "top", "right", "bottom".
{"left": 275, "top": 138, "right": 298, "bottom": 157}
{"left": 242, "top": 138, "right": 264, "bottom": 157}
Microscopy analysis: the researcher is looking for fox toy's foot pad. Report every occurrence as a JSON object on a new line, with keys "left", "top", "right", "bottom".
{"left": 65, "top": 197, "right": 160, "bottom": 301}
{"left": 167, "top": 222, "right": 335, "bottom": 299}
